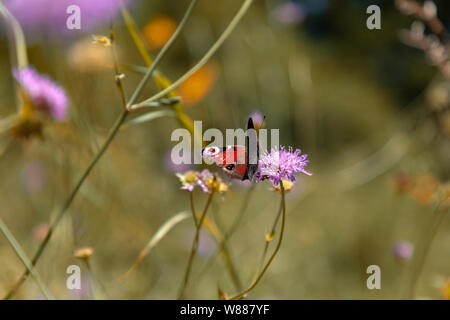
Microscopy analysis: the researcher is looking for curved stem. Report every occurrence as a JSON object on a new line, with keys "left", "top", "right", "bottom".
{"left": 178, "top": 191, "right": 215, "bottom": 299}
{"left": 131, "top": 0, "right": 254, "bottom": 110}
{"left": 0, "top": 217, "right": 52, "bottom": 299}
{"left": 255, "top": 199, "right": 282, "bottom": 277}
{"left": 3, "top": 0, "right": 198, "bottom": 299}
{"left": 3, "top": 109, "right": 128, "bottom": 300}
{"left": 189, "top": 191, "right": 198, "bottom": 228}
{"left": 230, "top": 181, "right": 286, "bottom": 300}
{"left": 407, "top": 199, "right": 448, "bottom": 299}
{"left": 127, "top": 0, "right": 198, "bottom": 108}
{"left": 191, "top": 185, "right": 255, "bottom": 290}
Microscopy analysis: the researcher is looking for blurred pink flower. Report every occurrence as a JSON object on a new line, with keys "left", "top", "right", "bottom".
{"left": 5, "top": 0, "right": 134, "bottom": 39}
{"left": 392, "top": 241, "right": 414, "bottom": 260}
{"left": 271, "top": 2, "right": 305, "bottom": 26}
{"left": 20, "top": 161, "right": 47, "bottom": 193}
{"left": 13, "top": 67, "right": 68, "bottom": 121}
{"left": 32, "top": 223, "right": 49, "bottom": 241}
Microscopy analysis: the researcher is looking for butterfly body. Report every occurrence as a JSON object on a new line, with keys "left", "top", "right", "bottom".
{"left": 202, "top": 117, "right": 262, "bottom": 181}
{"left": 202, "top": 145, "right": 248, "bottom": 180}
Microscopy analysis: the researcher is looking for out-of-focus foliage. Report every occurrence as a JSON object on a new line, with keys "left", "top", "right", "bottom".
{"left": 0, "top": 0, "right": 449, "bottom": 299}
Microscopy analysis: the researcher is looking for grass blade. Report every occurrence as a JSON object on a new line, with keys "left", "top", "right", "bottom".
{"left": 0, "top": 217, "right": 53, "bottom": 299}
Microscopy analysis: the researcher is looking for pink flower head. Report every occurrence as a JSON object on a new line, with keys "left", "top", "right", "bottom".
{"left": 13, "top": 67, "right": 68, "bottom": 121}
{"left": 392, "top": 241, "right": 414, "bottom": 260}
{"left": 257, "top": 146, "right": 311, "bottom": 187}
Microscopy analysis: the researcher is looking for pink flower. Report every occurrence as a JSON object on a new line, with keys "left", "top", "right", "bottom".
{"left": 392, "top": 241, "right": 414, "bottom": 260}
{"left": 257, "top": 146, "right": 311, "bottom": 187}
{"left": 13, "top": 67, "right": 68, "bottom": 121}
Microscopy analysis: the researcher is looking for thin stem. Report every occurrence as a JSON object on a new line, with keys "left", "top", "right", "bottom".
{"left": 192, "top": 185, "right": 255, "bottom": 290}
{"left": 0, "top": 1, "right": 28, "bottom": 68}
{"left": 208, "top": 205, "right": 243, "bottom": 290}
{"left": 131, "top": 0, "right": 254, "bottom": 110}
{"left": 225, "top": 185, "right": 255, "bottom": 240}
{"left": 178, "top": 191, "right": 215, "bottom": 299}
{"left": 189, "top": 191, "right": 198, "bottom": 228}
{"left": 230, "top": 181, "right": 286, "bottom": 300}
{"left": 219, "top": 239, "right": 243, "bottom": 291}
{"left": 0, "top": 216, "right": 52, "bottom": 299}
{"left": 255, "top": 199, "right": 282, "bottom": 277}
{"left": 110, "top": 27, "right": 128, "bottom": 108}
{"left": 3, "top": 0, "right": 197, "bottom": 299}
{"left": 83, "top": 260, "right": 109, "bottom": 299}
{"left": 407, "top": 199, "right": 448, "bottom": 299}
{"left": 3, "top": 109, "right": 128, "bottom": 300}
{"left": 127, "top": 0, "right": 198, "bottom": 108}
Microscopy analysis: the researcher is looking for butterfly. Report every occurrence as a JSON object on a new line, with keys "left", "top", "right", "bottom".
{"left": 202, "top": 117, "right": 263, "bottom": 181}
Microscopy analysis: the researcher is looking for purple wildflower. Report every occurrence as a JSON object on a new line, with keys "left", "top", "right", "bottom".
{"left": 13, "top": 67, "right": 68, "bottom": 121}
{"left": 20, "top": 161, "right": 47, "bottom": 193}
{"left": 5, "top": 0, "right": 134, "bottom": 39}
{"left": 257, "top": 146, "right": 311, "bottom": 187}
{"left": 392, "top": 241, "right": 414, "bottom": 260}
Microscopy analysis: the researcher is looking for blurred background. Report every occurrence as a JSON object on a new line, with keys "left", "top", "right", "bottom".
{"left": 0, "top": 0, "right": 449, "bottom": 299}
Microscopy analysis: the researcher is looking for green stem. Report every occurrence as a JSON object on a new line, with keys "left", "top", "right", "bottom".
{"left": 0, "top": 216, "right": 52, "bottom": 299}
{"left": 189, "top": 191, "right": 198, "bottom": 228}
{"left": 131, "top": 0, "right": 254, "bottom": 110}
{"left": 225, "top": 185, "right": 255, "bottom": 240}
{"left": 127, "top": 0, "right": 198, "bottom": 108}
{"left": 230, "top": 181, "right": 287, "bottom": 300}
{"left": 3, "top": 0, "right": 197, "bottom": 299}
{"left": 192, "top": 185, "right": 255, "bottom": 291}
{"left": 255, "top": 199, "right": 282, "bottom": 277}
{"left": 3, "top": 109, "right": 128, "bottom": 300}
{"left": 178, "top": 191, "right": 215, "bottom": 299}
{"left": 407, "top": 199, "right": 448, "bottom": 299}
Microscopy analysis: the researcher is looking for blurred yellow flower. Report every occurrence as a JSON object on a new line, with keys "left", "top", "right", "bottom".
{"left": 143, "top": 15, "right": 177, "bottom": 50}
{"left": 271, "top": 179, "right": 295, "bottom": 193}
{"left": 67, "top": 37, "right": 115, "bottom": 73}
{"left": 265, "top": 232, "right": 275, "bottom": 242}
{"left": 176, "top": 169, "right": 228, "bottom": 193}
{"left": 179, "top": 64, "right": 218, "bottom": 105}
{"left": 203, "top": 173, "right": 229, "bottom": 194}
{"left": 176, "top": 170, "right": 200, "bottom": 192}
{"left": 442, "top": 279, "right": 450, "bottom": 300}
{"left": 91, "top": 35, "right": 112, "bottom": 47}
{"left": 74, "top": 247, "right": 95, "bottom": 260}
{"left": 411, "top": 174, "right": 439, "bottom": 205}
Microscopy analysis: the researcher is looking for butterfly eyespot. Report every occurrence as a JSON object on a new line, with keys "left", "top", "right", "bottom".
{"left": 225, "top": 164, "right": 235, "bottom": 170}
{"left": 204, "top": 147, "right": 220, "bottom": 155}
